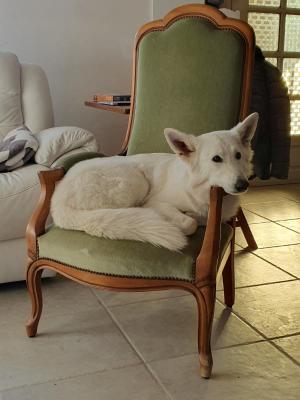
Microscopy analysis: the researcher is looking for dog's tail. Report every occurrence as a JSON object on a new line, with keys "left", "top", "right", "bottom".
{"left": 52, "top": 206, "right": 187, "bottom": 252}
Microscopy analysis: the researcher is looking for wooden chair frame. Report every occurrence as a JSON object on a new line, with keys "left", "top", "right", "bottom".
{"left": 25, "top": 4, "right": 256, "bottom": 379}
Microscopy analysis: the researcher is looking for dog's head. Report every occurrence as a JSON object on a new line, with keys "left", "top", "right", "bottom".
{"left": 164, "top": 113, "right": 259, "bottom": 195}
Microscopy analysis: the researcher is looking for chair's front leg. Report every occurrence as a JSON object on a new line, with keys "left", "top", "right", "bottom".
{"left": 192, "top": 186, "right": 223, "bottom": 378}
{"left": 26, "top": 261, "right": 43, "bottom": 338}
{"left": 193, "top": 284, "right": 216, "bottom": 379}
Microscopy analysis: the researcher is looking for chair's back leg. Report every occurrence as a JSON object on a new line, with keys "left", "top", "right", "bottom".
{"left": 193, "top": 284, "right": 216, "bottom": 379}
{"left": 236, "top": 207, "right": 258, "bottom": 250}
{"left": 26, "top": 261, "right": 43, "bottom": 337}
{"left": 222, "top": 251, "right": 235, "bottom": 308}
{"left": 222, "top": 218, "right": 236, "bottom": 307}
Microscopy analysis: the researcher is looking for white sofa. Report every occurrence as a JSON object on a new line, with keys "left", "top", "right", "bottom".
{"left": 0, "top": 52, "right": 98, "bottom": 283}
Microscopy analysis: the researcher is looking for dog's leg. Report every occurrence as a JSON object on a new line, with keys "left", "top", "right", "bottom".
{"left": 145, "top": 202, "right": 198, "bottom": 235}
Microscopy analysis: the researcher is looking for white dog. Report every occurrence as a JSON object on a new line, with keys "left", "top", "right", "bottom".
{"left": 51, "top": 113, "right": 258, "bottom": 251}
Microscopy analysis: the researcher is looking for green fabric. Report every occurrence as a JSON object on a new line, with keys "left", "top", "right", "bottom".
{"left": 127, "top": 17, "right": 245, "bottom": 155}
{"left": 54, "top": 152, "right": 104, "bottom": 172}
{"left": 38, "top": 224, "right": 233, "bottom": 282}
{"left": 42, "top": 17, "right": 241, "bottom": 283}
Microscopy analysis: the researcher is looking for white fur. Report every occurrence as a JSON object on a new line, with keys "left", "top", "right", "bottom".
{"left": 51, "top": 113, "right": 259, "bottom": 251}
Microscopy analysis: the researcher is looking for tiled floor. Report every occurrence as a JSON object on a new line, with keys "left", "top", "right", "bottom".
{"left": 1, "top": 184, "right": 300, "bottom": 399}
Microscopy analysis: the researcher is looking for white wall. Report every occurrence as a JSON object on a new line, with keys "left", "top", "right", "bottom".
{"left": 153, "top": 0, "right": 204, "bottom": 19}
{"left": 0, "top": 0, "right": 152, "bottom": 155}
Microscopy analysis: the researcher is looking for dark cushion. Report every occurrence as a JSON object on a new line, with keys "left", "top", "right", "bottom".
{"left": 0, "top": 126, "right": 38, "bottom": 172}
{"left": 127, "top": 17, "right": 245, "bottom": 155}
{"left": 37, "top": 224, "right": 233, "bottom": 282}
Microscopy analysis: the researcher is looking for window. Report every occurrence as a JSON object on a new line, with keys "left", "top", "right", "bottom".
{"left": 247, "top": 0, "right": 300, "bottom": 135}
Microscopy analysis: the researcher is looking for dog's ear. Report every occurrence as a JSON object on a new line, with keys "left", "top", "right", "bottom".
{"left": 164, "top": 128, "right": 196, "bottom": 156}
{"left": 236, "top": 112, "right": 259, "bottom": 145}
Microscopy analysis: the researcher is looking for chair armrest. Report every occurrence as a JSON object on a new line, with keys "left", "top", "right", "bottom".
{"left": 26, "top": 168, "right": 65, "bottom": 260}
{"left": 26, "top": 152, "right": 106, "bottom": 260}
{"left": 195, "top": 186, "right": 227, "bottom": 285}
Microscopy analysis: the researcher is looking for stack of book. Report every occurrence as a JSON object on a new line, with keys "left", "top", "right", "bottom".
{"left": 93, "top": 94, "right": 131, "bottom": 106}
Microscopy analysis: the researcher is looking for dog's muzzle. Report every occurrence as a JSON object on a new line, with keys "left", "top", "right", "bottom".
{"left": 235, "top": 179, "right": 249, "bottom": 193}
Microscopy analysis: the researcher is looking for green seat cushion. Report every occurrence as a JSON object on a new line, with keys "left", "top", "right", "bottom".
{"left": 37, "top": 224, "right": 233, "bottom": 282}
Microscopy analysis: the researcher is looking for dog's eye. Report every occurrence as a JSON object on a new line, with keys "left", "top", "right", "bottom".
{"left": 212, "top": 155, "right": 223, "bottom": 163}
{"left": 235, "top": 152, "right": 241, "bottom": 160}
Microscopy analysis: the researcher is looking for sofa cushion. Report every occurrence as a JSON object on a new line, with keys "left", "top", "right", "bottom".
{"left": 37, "top": 224, "right": 233, "bottom": 282}
{"left": 0, "top": 126, "right": 39, "bottom": 172}
{"left": 0, "top": 163, "right": 49, "bottom": 241}
{"left": 34, "top": 126, "right": 99, "bottom": 167}
{"left": 0, "top": 52, "right": 23, "bottom": 140}
{"left": 21, "top": 63, "right": 54, "bottom": 134}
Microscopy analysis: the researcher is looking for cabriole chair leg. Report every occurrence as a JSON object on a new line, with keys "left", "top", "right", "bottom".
{"left": 26, "top": 262, "right": 43, "bottom": 338}
{"left": 194, "top": 284, "right": 216, "bottom": 379}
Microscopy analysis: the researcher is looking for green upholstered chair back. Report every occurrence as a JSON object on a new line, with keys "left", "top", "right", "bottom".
{"left": 126, "top": 5, "right": 255, "bottom": 155}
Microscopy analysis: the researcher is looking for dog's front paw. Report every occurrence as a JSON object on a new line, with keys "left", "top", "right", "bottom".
{"left": 182, "top": 218, "right": 198, "bottom": 236}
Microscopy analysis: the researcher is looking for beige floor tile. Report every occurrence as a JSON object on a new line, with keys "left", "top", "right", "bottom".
{"left": 0, "top": 365, "right": 168, "bottom": 400}
{"left": 240, "top": 187, "right": 286, "bottom": 205}
{"left": 240, "top": 209, "right": 268, "bottom": 224}
{"left": 235, "top": 244, "right": 243, "bottom": 251}
{"left": 149, "top": 343, "right": 300, "bottom": 400}
{"left": 244, "top": 200, "right": 300, "bottom": 221}
{"left": 275, "top": 184, "right": 300, "bottom": 203}
{"left": 212, "top": 303, "right": 262, "bottom": 349}
{"left": 272, "top": 335, "right": 300, "bottom": 363}
{"left": 221, "top": 281, "right": 300, "bottom": 338}
{"left": 277, "top": 219, "right": 300, "bottom": 233}
{"left": 0, "top": 277, "right": 101, "bottom": 324}
{"left": 255, "top": 245, "right": 300, "bottom": 278}
{"left": 235, "top": 222, "right": 300, "bottom": 248}
{"left": 93, "top": 288, "right": 188, "bottom": 307}
{"left": 0, "top": 310, "right": 140, "bottom": 391}
{"left": 217, "top": 252, "right": 292, "bottom": 291}
{"left": 109, "top": 296, "right": 261, "bottom": 363}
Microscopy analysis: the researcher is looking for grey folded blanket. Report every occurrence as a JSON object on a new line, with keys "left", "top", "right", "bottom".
{"left": 0, "top": 126, "right": 39, "bottom": 172}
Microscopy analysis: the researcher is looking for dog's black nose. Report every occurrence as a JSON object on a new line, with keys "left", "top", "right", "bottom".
{"left": 235, "top": 179, "right": 249, "bottom": 193}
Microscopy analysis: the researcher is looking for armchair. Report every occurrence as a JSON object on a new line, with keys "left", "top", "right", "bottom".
{"left": 25, "top": 5, "right": 255, "bottom": 378}
{"left": 0, "top": 51, "right": 98, "bottom": 283}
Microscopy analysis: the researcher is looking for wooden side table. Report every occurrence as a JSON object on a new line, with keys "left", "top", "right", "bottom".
{"left": 85, "top": 101, "right": 130, "bottom": 115}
